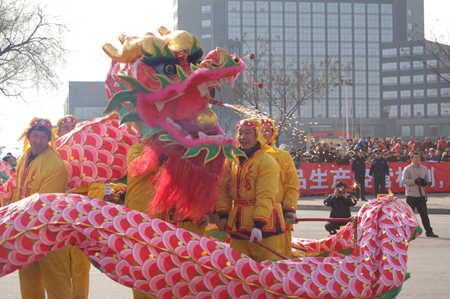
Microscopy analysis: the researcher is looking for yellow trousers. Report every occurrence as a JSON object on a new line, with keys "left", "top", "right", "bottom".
{"left": 284, "top": 225, "right": 293, "bottom": 258}
{"left": 19, "top": 246, "right": 73, "bottom": 299}
{"left": 69, "top": 246, "right": 91, "bottom": 299}
{"left": 230, "top": 234, "right": 285, "bottom": 263}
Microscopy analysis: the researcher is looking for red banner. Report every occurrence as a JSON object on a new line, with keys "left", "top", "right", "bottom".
{"left": 297, "top": 162, "right": 450, "bottom": 195}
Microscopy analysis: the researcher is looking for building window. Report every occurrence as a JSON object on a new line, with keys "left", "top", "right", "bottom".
{"left": 413, "top": 46, "right": 424, "bottom": 54}
{"left": 407, "top": 9, "right": 413, "bottom": 17}
{"left": 382, "top": 62, "right": 396, "bottom": 71}
{"left": 382, "top": 48, "right": 396, "bottom": 57}
{"left": 201, "top": 34, "right": 211, "bottom": 38}
{"left": 400, "top": 76, "right": 410, "bottom": 84}
{"left": 441, "top": 88, "right": 450, "bottom": 97}
{"left": 383, "top": 91, "right": 397, "bottom": 99}
{"left": 427, "top": 103, "right": 438, "bottom": 117}
{"left": 383, "top": 105, "right": 397, "bottom": 118}
{"left": 400, "top": 61, "right": 410, "bottom": 70}
{"left": 401, "top": 105, "right": 411, "bottom": 118}
{"left": 428, "top": 125, "right": 438, "bottom": 136}
{"left": 442, "top": 102, "right": 450, "bottom": 116}
{"left": 413, "top": 61, "right": 423, "bottom": 69}
{"left": 427, "top": 89, "right": 437, "bottom": 97}
{"left": 408, "top": 23, "right": 413, "bottom": 31}
{"left": 400, "top": 90, "right": 411, "bottom": 98}
{"left": 381, "top": 4, "right": 393, "bottom": 14}
{"left": 413, "top": 75, "right": 424, "bottom": 84}
{"left": 228, "top": 1, "right": 240, "bottom": 11}
{"left": 202, "top": 5, "right": 211, "bottom": 13}
{"left": 382, "top": 77, "right": 397, "bottom": 85}
{"left": 427, "top": 74, "right": 437, "bottom": 83}
{"left": 202, "top": 20, "right": 211, "bottom": 28}
{"left": 413, "top": 89, "right": 424, "bottom": 98}
{"left": 414, "top": 104, "right": 424, "bottom": 118}
{"left": 402, "top": 125, "right": 411, "bottom": 136}
{"left": 415, "top": 125, "right": 424, "bottom": 137}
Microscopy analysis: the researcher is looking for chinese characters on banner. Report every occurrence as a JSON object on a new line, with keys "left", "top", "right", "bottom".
{"left": 297, "top": 162, "right": 449, "bottom": 194}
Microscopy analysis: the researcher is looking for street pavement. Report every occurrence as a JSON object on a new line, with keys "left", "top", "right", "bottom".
{"left": 1, "top": 197, "right": 449, "bottom": 298}
{"left": 298, "top": 192, "right": 450, "bottom": 214}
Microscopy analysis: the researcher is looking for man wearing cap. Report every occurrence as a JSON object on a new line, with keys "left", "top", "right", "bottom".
{"left": 402, "top": 152, "right": 438, "bottom": 237}
{"left": 5, "top": 118, "right": 73, "bottom": 299}
{"left": 260, "top": 118, "right": 300, "bottom": 257}
{"left": 217, "top": 118, "right": 284, "bottom": 262}
{"left": 53, "top": 115, "right": 78, "bottom": 138}
{"left": 323, "top": 182, "right": 356, "bottom": 235}
{"left": 369, "top": 149, "right": 390, "bottom": 197}
{"left": 352, "top": 150, "right": 367, "bottom": 201}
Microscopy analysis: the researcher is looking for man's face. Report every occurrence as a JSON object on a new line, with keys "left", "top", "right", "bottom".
{"left": 412, "top": 154, "right": 421, "bottom": 164}
{"left": 261, "top": 124, "right": 273, "bottom": 144}
{"left": 430, "top": 151, "right": 436, "bottom": 157}
{"left": 29, "top": 130, "right": 49, "bottom": 155}
{"left": 301, "top": 156, "right": 307, "bottom": 161}
{"left": 59, "top": 124, "right": 76, "bottom": 136}
{"left": 238, "top": 127, "right": 258, "bottom": 150}
{"left": 426, "top": 138, "right": 431, "bottom": 143}
{"left": 358, "top": 152, "right": 364, "bottom": 158}
{"left": 376, "top": 153, "right": 382, "bottom": 159}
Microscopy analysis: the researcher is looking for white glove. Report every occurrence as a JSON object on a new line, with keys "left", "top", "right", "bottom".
{"left": 249, "top": 228, "right": 262, "bottom": 243}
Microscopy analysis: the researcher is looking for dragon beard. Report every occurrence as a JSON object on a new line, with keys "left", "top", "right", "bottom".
{"left": 129, "top": 136, "right": 225, "bottom": 222}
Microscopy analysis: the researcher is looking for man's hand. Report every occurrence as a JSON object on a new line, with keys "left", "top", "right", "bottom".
{"left": 217, "top": 218, "right": 228, "bottom": 231}
{"left": 249, "top": 228, "right": 262, "bottom": 243}
{"left": 284, "top": 212, "right": 298, "bottom": 225}
{"left": 197, "top": 215, "right": 210, "bottom": 228}
{"left": 333, "top": 188, "right": 340, "bottom": 197}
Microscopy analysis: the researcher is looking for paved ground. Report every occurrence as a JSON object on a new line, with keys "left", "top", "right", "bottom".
{"left": 2, "top": 208, "right": 449, "bottom": 298}
{"left": 298, "top": 192, "right": 450, "bottom": 214}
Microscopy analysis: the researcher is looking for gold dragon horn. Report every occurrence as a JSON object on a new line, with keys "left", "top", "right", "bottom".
{"left": 102, "top": 32, "right": 164, "bottom": 63}
{"left": 158, "top": 26, "right": 172, "bottom": 37}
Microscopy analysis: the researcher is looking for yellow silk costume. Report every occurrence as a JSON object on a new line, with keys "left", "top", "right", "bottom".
{"left": 13, "top": 145, "right": 73, "bottom": 299}
{"left": 264, "top": 146, "right": 300, "bottom": 257}
{"left": 217, "top": 118, "right": 285, "bottom": 262}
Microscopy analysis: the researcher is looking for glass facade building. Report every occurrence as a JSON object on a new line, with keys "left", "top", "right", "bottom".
{"left": 174, "top": 0, "right": 450, "bottom": 142}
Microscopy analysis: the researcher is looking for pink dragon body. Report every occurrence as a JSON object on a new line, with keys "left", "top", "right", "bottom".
{"left": 0, "top": 193, "right": 420, "bottom": 298}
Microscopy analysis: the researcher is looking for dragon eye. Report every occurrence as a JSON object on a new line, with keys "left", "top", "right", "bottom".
{"left": 165, "top": 64, "right": 175, "bottom": 74}
{"left": 197, "top": 58, "right": 202, "bottom": 64}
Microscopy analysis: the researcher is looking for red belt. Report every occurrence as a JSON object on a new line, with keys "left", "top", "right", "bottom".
{"left": 234, "top": 199, "right": 256, "bottom": 206}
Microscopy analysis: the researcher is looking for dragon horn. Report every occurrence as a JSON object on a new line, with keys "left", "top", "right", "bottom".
{"left": 158, "top": 26, "right": 172, "bottom": 37}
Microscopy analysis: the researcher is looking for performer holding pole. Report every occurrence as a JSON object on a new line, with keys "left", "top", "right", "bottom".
{"left": 260, "top": 118, "right": 299, "bottom": 258}
{"left": 6, "top": 118, "right": 73, "bottom": 299}
{"left": 216, "top": 118, "right": 285, "bottom": 263}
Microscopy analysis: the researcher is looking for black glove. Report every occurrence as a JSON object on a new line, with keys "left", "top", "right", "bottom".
{"left": 420, "top": 179, "right": 431, "bottom": 187}
{"left": 415, "top": 178, "right": 421, "bottom": 185}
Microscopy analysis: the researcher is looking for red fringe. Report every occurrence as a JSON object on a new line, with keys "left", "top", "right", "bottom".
{"left": 128, "top": 137, "right": 225, "bottom": 222}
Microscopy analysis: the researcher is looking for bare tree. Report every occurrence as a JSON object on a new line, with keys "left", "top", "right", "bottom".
{"left": 227, "top": 35, "right": 352, "bottom": 144}
{"left": 0, "top": 0, "right": 69, "bottom": 98}
{"left": 408, "top": 23, "right": 450, "bottom": 85}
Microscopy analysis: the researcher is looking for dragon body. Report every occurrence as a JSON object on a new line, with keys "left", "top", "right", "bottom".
{"left": 0, "top": 194, "right": 419, "bottom": 298}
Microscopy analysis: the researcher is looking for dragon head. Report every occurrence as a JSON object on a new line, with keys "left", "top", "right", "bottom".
{"left": 103, "top": 27, "right": 246, "bottom": 163}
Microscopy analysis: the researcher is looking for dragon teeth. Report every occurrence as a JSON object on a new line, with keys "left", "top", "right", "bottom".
{"left": 198, "top": 132, "right": 207, "bottom": 140}
{"left": 155, "top": 101, "right": 165, "bottom": 112}
{"left": 185, "top": 135, "right": 193, "bottom": 140}
{"left": 197, "top": 83, "right": 208, "bottom": 97}
{"left": 166, "top": 117, "right": 181, "bottom": 131}
{"left": 226, "top": 131, "right": 232, "bottom": 139}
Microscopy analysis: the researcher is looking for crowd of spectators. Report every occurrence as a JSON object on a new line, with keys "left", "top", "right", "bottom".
{"left": 290, "top": 135, "right": 450, "bottom": 168}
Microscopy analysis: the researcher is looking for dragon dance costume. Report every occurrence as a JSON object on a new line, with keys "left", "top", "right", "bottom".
{"left": 260, "top": 118, "right": 300, "bottom": 258}
{"left": 216, "top": 118, "right": 285, "bottom": 262}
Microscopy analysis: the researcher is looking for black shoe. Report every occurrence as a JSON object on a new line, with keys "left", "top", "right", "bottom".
{"left": 361, "top": 198, "right": 368, "bottom": 201}
{"left": 426, "top": 232, "right": 438, "bottom": 238}
{"left": 329, "top": 230, "right": 337, "bottom": 235}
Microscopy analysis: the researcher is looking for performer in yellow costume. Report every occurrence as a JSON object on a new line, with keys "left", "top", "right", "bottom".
{"left": 53, "top": 115, "right": 78, "bottom": 138}
{"left": 9, "top": 118, "right": 73, "bottom": 299}
{"left": 53, "top": 114, "right": 89, "bottom": 299}
{"left": 260, "top": 118, "right": 299, "bottom": 257}
{"left": 216, "top": 118, "right": 285, "bottom": 263}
